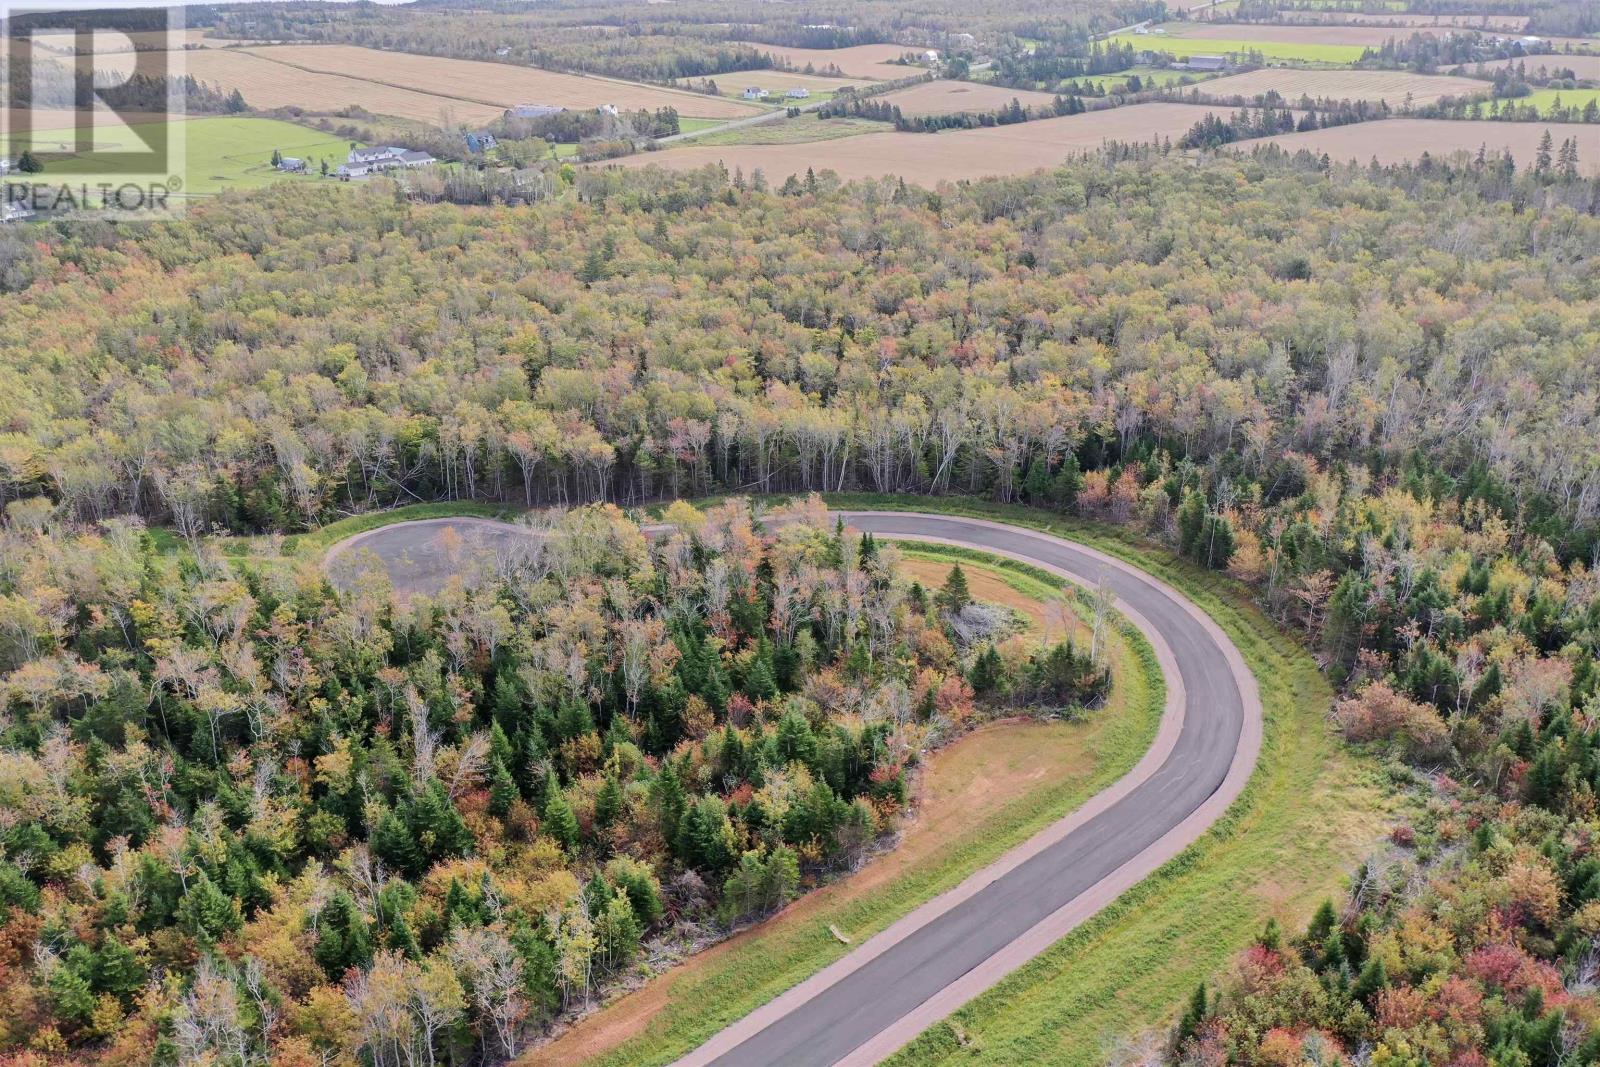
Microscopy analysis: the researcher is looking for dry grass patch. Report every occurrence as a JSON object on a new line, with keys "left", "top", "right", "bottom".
{"left": 1244, "top": 117, "right": 1600, "bottom": 174}
{"left": 619, "top": 103, "right": 1265, "bottom": 184}
{"left": 1191, "top": 68, "right": 1487, "bottom": 105}
{"left": 875, "top": 80, "right": 1065, "bottom": 117}
{"left": 683, "top": 69, "right": 870, "bottom": 98}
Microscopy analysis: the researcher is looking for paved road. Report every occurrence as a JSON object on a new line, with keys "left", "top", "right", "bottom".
{"left": 324, "top": 508, "right": 1261, "bottom": 1067}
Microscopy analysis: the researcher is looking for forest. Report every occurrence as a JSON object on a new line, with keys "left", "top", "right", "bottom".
{"left": 1, "top": 146, "right": 1599, "bottom": 1064}
{"left": 0, "top": 492, "right": 1107, "bottom": 1063}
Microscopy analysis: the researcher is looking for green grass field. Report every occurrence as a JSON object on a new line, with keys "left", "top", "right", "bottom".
{"left": 7, "top": 116, "right": 355, "bottom": 196}
{"left": 1515, "top": 88, "right": 1600, "bottom": 115}
{"left": 1109, "top": 32, "right": 1369, "bottom": 64}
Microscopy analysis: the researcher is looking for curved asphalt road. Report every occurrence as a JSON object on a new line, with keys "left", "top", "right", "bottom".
{"left": 324, "top": 509, "right": 1262, "bottom": 1067}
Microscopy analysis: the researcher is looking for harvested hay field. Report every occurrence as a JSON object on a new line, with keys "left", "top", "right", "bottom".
{"left": 241, "top": 44, "right": 761, "bottom": 118}
{"left": 2, "top": 107, "right": 183, "bottom": 132}
{"left": 1191, "top": 68, "right": 1487, "bottom": 105}
{"left": 612, "top": 103, "right": 1262, "bottom": 184}
{"left": 1242, "top": 117, "right": 1600, "bottom": 174}
{"left": 45, "top": 47, "right": 508, "bottom": 125}
{"left": 1467, "top": 54, "right": 1600, "bottom": 80}
{"left": 875, "top": 80, "right": 1065, "bottom": 117}
{"left": 738, "top": 42, "right": 926, "bottom": 80}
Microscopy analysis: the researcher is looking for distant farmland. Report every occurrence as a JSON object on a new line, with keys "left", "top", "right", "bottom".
{"left": 738, "top": 43, "right": 925, "bottom": 80}
{"left": 686, "top": 69, "right": 869, "bottom": 99}
{"left": 1242, "top": 118, "right": 1600, "bottom": 174}
{"left": 1149, "top": 22, "right": 1459, "bottom": 47}
{"left": 614, "top": 103, "right": 1265, "bottom": 184}
{"left": 1189, "top": 68, "right": 1488, "bottom": 106}
{"left": 239, "top": 45, "right": 761, "bottom": 118}
{"left": 874, "top": 80, "right": 1065, "bottom": 117}
{"left": 1108, "top": 33, "right": 1369, "bottom": 64}
{"left": 1468, "top": 54, "right": 1600, "bottom": 80}
{"left": 58, "top": 42, "right": 761, "bottom": 125}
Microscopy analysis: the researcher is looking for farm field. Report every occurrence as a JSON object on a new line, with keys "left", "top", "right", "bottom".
{"left": 5, "top": 116, "right": 353, "bottom": 195}
{"left": 239, "top": 44, "right": 761, "bottom": 118}
{"left": 1, "top": 107, "right": 180, "bottom": 133}
{"left": 875, "top": 80, "right": 1065, "bottom": 117}
{"left": 685, "top": 113, "right": 887, "bottom": 146}
{"left": 680, "top": 68, "right": 869, "bottom": 100}
{"left": 1277, "top": 11, "right": 1528, "bottom": 29}
{"left": 1109, "top": 32, "right": 1369, "bottom": 64}
{"left": 620, "top": 103, "right": 1268, "bottom": 184}
{"left": 44, "top": 47, "right": 507, "bottom": 125}
{"left": 1518, "top": 87, "right": 1600, "bottom": 114}
{"left": 1244, "top": 117, "right": 1600, "bottom": 174}
{"left": 736, "top": 42, "right": 926, "bottom": 80}
{"left": 1189, "top": 67, "right": 1488, "bottom": 105}
{"left": 1467, "top": 54, "right": 1600, "bottom": 79}
{"left": 24, "top": 27, "right": 214, "bottom": 54}
{"left": 1147, "top": 21, "right": 1458, "bottom": 47}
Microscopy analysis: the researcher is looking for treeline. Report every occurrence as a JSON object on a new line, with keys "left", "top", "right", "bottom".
{"left": 987, "top": 41, "right": 1140, "bottom": 90}
{"left": 1419, "top": 92, "right": 1600, "bottom": 122}
{"left": 1358, "top": 31, "right": 1557, "bottom": 71}
{"left": 818, "top": 93, "right": 1086, "bottom": 132}
{"left": 496, "top": 106, "right": 681, "bottom": 144}
{"left": 2, "top": 154, "right": 1598, "bottom": 536}
{"left": 1178, "top": 103, "right": 1371, "bottom": 149}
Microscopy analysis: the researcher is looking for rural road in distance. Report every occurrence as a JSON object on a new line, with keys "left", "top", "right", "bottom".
{"left": 325, "top": 508, "right": 1263, "bottom": 1067}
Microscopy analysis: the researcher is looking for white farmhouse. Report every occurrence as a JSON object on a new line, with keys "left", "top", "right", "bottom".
{"left": 336, "top": 146, "right": 437, "bottom": 180}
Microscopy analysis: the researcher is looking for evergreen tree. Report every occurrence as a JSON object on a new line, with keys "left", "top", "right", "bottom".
{"left": 937, "top": 565, "right": 972, "bottom": 614}
{"left": 314, "top": 892, "right": 373, "bottom": 978}
{"left": 594, "top": 773, "right": 624, "bottom": 829}
{"left": 543, "top": 772, "right": 580, "bottom": 851}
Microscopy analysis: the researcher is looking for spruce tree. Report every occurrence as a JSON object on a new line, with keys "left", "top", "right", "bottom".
{"left": 543, "top": 772, "right": 580, "bottom": 851}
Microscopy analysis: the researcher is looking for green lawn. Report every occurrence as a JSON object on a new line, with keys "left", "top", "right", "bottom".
{"left": 1109, "top": 32, "right": 1369, "bottom": 64}
{"left": 8, "top": 116, "right": 354, "bottom": 196}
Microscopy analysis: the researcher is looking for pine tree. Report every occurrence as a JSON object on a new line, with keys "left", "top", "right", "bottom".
{"left": 1352, "top": 956, "right": 1388, "bottom": 1004}
{"left": 16, "top": 150, "right": 42, "bottom": 174}
{"left": 594, "top": 773, "right": 623, "bottom": 829}
{"left": 543, "top": 772, "right": 580, "bottom": 851}
{"left": 489, "top": 757, "right": 519, "bottom": 817}
{"left": 969, "top": 645, "right": 1003, "bottom": 695}
{"left": 314, "top": 892, "right": 373, "bottom": 977}
{"left": 937, "top": 565, "right": 971, "bottom": 614}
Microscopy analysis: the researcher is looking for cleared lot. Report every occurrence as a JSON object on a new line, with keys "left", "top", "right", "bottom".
{"left": 614, "top": 103, "right": 1268, "bottom": 184}
{"left": 1191, "top": 68, "right": 1487, "bottom": 105}
{"left": 875, "top": 80, "right": 1066, "bottom": 117}
{"left": 1244, "top": 117, "right": 1600, "bottom": 174}
{"left": 739, "top": 43, "right": 926, "bottom": 80}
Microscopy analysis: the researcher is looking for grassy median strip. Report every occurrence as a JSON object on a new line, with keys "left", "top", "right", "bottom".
{"left": 534, "top": 546, "right": 1163, "bottom": 1067}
